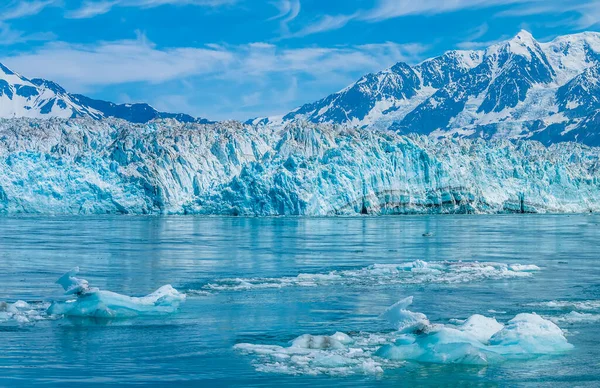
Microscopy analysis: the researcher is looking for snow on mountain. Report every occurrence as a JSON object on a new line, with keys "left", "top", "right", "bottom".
{"left": 1, "top": 118, "right": 599, "bottom": 215}
{"left": 0, "top": 62, "right": 212, "bottom": 124}
{"left": 273, "top": 30, "right": 600, "bottom": 146}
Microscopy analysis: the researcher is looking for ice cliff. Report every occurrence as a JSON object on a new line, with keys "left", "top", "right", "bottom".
{"left": 0, "top": 118, "right": 599, "bottom": 215}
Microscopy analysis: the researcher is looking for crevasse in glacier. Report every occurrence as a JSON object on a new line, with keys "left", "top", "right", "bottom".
{"left": 0, "top": 118, "right": 599, "bottom": 215}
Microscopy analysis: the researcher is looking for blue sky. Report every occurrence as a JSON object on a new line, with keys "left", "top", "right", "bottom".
{"left": 0, "top": 0, "right": 599, "bottom": 120}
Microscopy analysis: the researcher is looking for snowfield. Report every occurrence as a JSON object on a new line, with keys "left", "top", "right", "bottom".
{"left": 1, "top": 118, "right": 599, "bottom": 215}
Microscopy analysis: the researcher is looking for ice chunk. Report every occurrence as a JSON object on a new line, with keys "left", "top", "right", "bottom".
{"left": 525, "top": 300, "right": 600, "bottom": 311}
{"left": 234, "top": 331, "right": 394, "bottom": 376}
{"left": 379, "top": 307, "right": 572, "bottom": 365}
{"left": 550, "top": 311, "right": 600, "bottom": 324}
{"left": 0, "top": 300, "right": 50, "bottom": 324}
{"left": 489, "top": 313, "right": 573, "bottom": 355}
{"left": 236, "top": 297, "right": 573, "bottom": 374}
{"left": 55, "top": 267, "right": 91, "bottom": 295}
{"left": 48, "top": 269, "right": 186, "bottom": 319}
{"left": 291, "top": 332, "right": 353, "bottom": 350}
{"left": 458, "top": 314, "right": 504, "bottom": 343}
{"left": 380, "top": 296, "right": 430, "bottom": 332}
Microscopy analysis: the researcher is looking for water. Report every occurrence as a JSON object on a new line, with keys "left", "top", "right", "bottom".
{"left": 0, "top": 215, "right": 599, "bottom": 386}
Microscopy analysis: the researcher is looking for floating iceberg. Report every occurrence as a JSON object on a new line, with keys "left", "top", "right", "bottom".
{"left": 235, "top": 297, "right": 572, "bottom": 375}
{"left": 200, "top": 260, "right": 540, "bottom": 292}
{"left": 0, "top": 118, "right": 599, "bottom": 215}
{"left": 47, "top": 267, "right": 186, "bottom": 319}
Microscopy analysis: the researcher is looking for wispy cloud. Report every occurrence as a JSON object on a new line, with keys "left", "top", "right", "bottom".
{"left": 66, "top": 0, "right": 237, "bottom": 19}
{"left": 1, "top": 32, "right": 427, "bottom": 89}
{"left": 269, "top": 0, "right": 301, "bottom": 34}
{"left": 284, "top": 13, "right": 357, "bottom": 39}
{"left": 0, "top": 22, "right": 56, "bottom": 46}
{"left": 0, "top": 0, "right": 59, "bottom": 21}
{"left": 281, "top": 0, "right": 600, "bottom": 39}
{"left": 496, "top": 1, "right": 600, "bottom": 29}
{"left": 0, "top": 1, "right": 59, "bottom": 46}
{"left": 66, "top": 1, "right": 117, "bottom": 19}
{"left": 361, "top": 0, "right": 527, "bottom": 22}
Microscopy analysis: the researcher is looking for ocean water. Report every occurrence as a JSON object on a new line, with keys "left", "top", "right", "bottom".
{"left": 0, "top": 215, "right": 599, "bottom": 387}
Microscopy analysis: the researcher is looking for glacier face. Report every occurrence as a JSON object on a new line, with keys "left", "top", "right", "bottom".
{"left": 1, "top": 118, "right": 599, "bottom": 215}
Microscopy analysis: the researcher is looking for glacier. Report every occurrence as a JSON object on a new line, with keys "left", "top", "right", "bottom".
{"left": 0, "top": 117, "right": 599, "bottom": 215}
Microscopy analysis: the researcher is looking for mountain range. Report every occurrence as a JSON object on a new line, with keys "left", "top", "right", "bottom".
{"left": 2, "top": 30, "right": 600, "bottom": 145}
{"left": 255, "top": 30, "right": 600, "bottom": 146}
{"left": 0, "top": 62, "right": 212, "bottom": 124}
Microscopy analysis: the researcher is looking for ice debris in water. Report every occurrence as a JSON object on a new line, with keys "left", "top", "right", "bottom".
{"left": 47, "top": 267, "right": 186, "bottom": 319}
{"left": 0, "top": 300, "right": 50, "bottom": 324}
{"left": 525, "top": 300, "right": 600, "bottom": 311}
{"left": 525, "top": 300, "right": 600, "bottom": 325}
{"left": 235, "top": 297, "right": 572, "bottom": 375}
{"left": 202, "top": 260, "right": 540, "bottom": 292}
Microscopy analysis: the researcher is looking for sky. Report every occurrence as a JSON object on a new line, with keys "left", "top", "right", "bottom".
{"left": 0, "top": 0, "right": 599, "bottom": 121}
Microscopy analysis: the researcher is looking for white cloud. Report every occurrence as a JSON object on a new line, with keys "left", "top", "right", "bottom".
{"left": 1, "top": 33, "right": 427, "bottom": 90}
{"left": 66, "top": 0, "right": 237, "bottom": 19}
{"left": 362, "top": 0, "right": 529, "bottom": 22}
{"left": 0, "top": 22, "right": 56, "bottom": 45}
{"left": 269, "top": 0, "right": 301, "bottom": 34}
{"left": 496, "top": 1, "right": 600, "bottom": 29}
{"left": 0, "top": 0, "right": 59, "bottom": 21}
{"left": 285, "top": 13, "right": 357, "bottom": 39}
{"left": 0, "top": 1, "right": 59, "bottom": 46}
{"left": 66, "top": 1, "right": 118, "bottom": 19}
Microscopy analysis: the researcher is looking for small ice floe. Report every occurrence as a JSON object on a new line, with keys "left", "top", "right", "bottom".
{"left": 0, "top": 300, "right": 50, "bottom": 324}
{"left": 235, "top": 297, "right": 573, "bottom": 375}
{"left": 526, "top": 299, "right": 600, "bottom": 325}
{"left": 201, "top": 260, "right": 541, "bottom": 292}
{"left": 47, "top": 267, "right": 186, "bottom": 319}
{"left": 525, "top": 300, "right": 600, "bottom": 311}
{"left": 548, "top": 311, "right": 600, "bottom": 325}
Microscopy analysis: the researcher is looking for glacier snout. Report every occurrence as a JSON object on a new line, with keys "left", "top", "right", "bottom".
{"left": 0, "top": 118, "right": 599, "bottom": 215}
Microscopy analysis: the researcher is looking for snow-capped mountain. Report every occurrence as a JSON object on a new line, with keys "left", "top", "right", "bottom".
{"left": 0, "top": 62, "right": 212, "bottom": 124}
{"left": 277, "top": 30, "right": 600, "bottom": 146}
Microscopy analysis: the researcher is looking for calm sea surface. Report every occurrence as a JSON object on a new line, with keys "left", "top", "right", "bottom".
{"left": 0, "top": 215, "right": 599, "bottom": 387}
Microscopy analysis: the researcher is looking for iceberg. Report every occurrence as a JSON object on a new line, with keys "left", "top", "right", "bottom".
{"left": 47, "top": 267, "right": 186, "bottom": 319}
{"left": 235, "top": 297, "right": 573, "bottom": 375}
{"left": 0, "top": 118, "right": 599, "bottom": 215}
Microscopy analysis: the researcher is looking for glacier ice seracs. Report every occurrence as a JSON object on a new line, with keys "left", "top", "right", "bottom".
{"left": 0, "top": 118, "right": 599, "bottom": 215}
{"left": 234, "top": 297, "right": 573, "bottom": 376}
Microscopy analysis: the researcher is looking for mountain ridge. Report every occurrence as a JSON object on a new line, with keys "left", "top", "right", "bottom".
{"left": 267, "top": 30, "right": 600, "bottom": 146}
{"left": 0, "top": 62, "right": 212, "bottom": 124}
